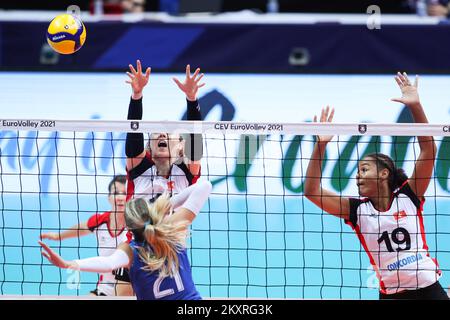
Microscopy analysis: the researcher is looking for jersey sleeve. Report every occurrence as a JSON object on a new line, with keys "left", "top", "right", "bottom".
{"left": 345, "top": 198, "right": 361, "bottom": 228}
{"left": 127, "top": 152, "right": 154, "bottom": 181}
{"left": 126, "top": 230, "right": 133, "bottom": 243}
{"left": 87, "top": 212, "right": 109, "bottom": 232}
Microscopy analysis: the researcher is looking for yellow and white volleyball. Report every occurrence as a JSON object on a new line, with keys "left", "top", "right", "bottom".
{"left": 46, "top": 14, "right": 86, "bottom": 55}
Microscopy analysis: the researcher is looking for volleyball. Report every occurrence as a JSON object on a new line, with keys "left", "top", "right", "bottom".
{"left": 46, "top": 14, "right": 86, "bottom": 55}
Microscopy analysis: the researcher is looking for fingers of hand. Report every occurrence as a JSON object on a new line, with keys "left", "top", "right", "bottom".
{"left": 137, "top": 60, "right": 142, "bottom": 74}
{"left": 403, "top": 72, "right": 411, "bottom": 85}
{"left": 397, "top": 71, "right": 411, "bottom": 86}
{"left": 192, "top": 68, "right": 200, "bottom": 79}
{"left": 194, "top": 73, "right": 204, "bottom": 84}
{"left": 129, "top": 64, "right": 137, "bottom": 75}
{"left": 126, "top": 72, "right": 135, "bottom": 80}
{"left": 396, "top": 72, "right": 405, "bottom": 85}
{"left": 38, "top": 240, "right": 48, "bottom": 250}
{"left": 322, "top": 106, "right": 330, "bottom": 122}
{"left": 186, "top": 64, "right": 191, "bottom": 78}
{"left": 328, "top": 108, "right": 335, "bottom": 122}
{"left": 41, "top": 251, "right": 51, "bottom": 261}
{"left": 173, "top": 77, "right": 184, "bottom": 89}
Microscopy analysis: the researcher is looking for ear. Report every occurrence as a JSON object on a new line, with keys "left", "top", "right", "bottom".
{"left": 379, "top": 168, "right": 390, "bottom": 180}
{"left": 108, "top": 193, "right": 114, "bottom": 205}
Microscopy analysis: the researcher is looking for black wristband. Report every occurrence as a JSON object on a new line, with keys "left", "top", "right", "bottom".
{"left": 126, "top": 132, "right": 144, "bottom": 158}
{"left": 126, "top": 96, "right": 144, "bottom": 157}
{"left": 186, "top": 99, "right": 201, "bottom": 121}
{"left": 185, "top": 99, "right": 203, "bottom": 160}
{"left": 127, "top": 96, "right": 143, "bottom": 120}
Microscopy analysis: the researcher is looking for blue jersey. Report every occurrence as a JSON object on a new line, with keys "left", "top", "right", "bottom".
{"left": 128, "top": 240, "right": 201, "bottom": 300}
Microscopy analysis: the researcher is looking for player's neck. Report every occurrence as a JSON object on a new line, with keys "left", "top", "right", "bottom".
{"left": 369, "top": 189, "right": 392, "bottom": 212}
{"left": 154, "top": 159, "right": 171, "bottom": 177}
{"left": 109, "top": 211, "right": 126, "bottom": 233}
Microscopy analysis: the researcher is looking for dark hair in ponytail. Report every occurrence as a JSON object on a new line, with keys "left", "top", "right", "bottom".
{"left": 364, "top": 153, "right": 408, "bottom": 191}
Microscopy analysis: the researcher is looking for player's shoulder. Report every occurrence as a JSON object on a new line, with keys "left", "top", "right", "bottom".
{"left": 128, "top": 153, "right": 155, "bottom": 180}
{"left": 87, "top": 211, "right": 111, "bottom": 229}
{"left": 394, "top": 180, "right": 421, "bottom": 207}
{"left": 349, "top": 197, "right": 370, "bottom": 209}
{"left": 96, "top": 211, "right": 111, "bottom": 221}
{"left": 173, "top": 162, "right": 195, "bottom": 182}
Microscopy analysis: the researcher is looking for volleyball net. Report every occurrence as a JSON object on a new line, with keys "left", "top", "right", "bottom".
{"left": 0, "top": 119, "right": 449, "bottom": 299}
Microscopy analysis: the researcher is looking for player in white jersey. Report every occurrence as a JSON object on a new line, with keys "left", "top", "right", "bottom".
{"left": 40, "top": 175, "right": 133, "bottom": 297}
{"left": 304, "top": 72, "right": 448, "bottom": 299}
{"left": 125, "top": 60, "right": 204, "bottom": 202}
{"left": 117, "top": 61, "right": 204, "bottom": 285}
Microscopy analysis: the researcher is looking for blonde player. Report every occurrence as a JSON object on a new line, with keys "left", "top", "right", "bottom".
{"left": 40, "top": 175, "right": 133, "bottom": 296}
{"left": 40, "top": 180, "right": 212, "bottom": 300}
{"left": 304, "top": 73, "right": 448, "bottom": 299}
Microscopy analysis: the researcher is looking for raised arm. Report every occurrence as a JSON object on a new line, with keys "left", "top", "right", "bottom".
{"left": 40, "top": 222, "right": 91, "bottom": 241}
{"left": 167, "top": 180, "right": 212, "bottom": 225}
{"left": 391, "top": 72, "right": 437, "bottom": 198}
{"left": 304, "top": 107, "right": 350, "bottom": 220}
{"left": 125, "top": 60, "right": 151, "bottom": 171}
{"left": 39, "top": 241, "right": 133, "bottom": 273}
{"left": 173, "top": 65, "right": 205, "bottom": 176}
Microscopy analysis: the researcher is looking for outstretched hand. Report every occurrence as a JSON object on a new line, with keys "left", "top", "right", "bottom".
{"left": 126, "top": 60, "right": 151, "bottom": 99}
{"left": 173, "top": 65, "right": 205, "bottom": 101}
{"left": 391, "top": 72, "right": 420, "bottom": 107}
{"left": 40, "top": 232, "right": 60, "bottom": 241}
{"left": 314, "top": 106, "right": 335, "bottom": 144}
{"left": 39, "top": 240, "right": 71, "bottom": 269}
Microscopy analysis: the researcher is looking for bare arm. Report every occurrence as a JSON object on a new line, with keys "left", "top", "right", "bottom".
{"left": 304, "top": 107, "right": 350, "bottom": 220}
{"left": 391, "top": 73, "right": 437, "bottom": 198}
{"left": 304, "top": 142, "right": 351, "bottom": 220}
{"left": 40, "top": 221, "right": 91, "bottom": 241}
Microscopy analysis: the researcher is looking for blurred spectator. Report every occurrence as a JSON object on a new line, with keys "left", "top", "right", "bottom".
{"left": 409, "top": 0, "right": 450, "bottom": 17}
{"left": 90, "top": 0, "right": 121, "bottom": 14}
{"left": 427, "top": 0, "right": 450, "bottom": 17}
{"left": 222, "top": 0, "right": 409, "bottom": 14}
{"left": 89, "top": 0, "right": 146, "bottom": 14}
{"left": 122, "top": 0, "right": 146, "bottom": 13}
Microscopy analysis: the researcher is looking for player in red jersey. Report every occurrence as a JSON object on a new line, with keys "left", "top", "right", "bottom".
{"left": 40, "top": 175, "right": 133, "bottom": 296}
